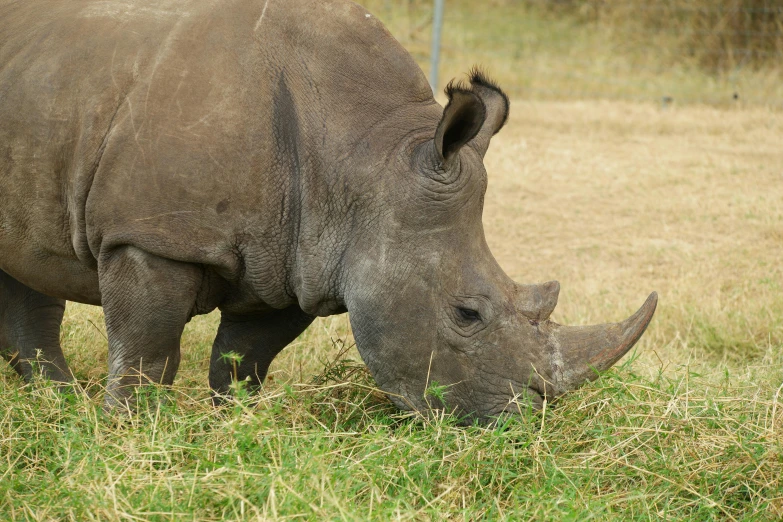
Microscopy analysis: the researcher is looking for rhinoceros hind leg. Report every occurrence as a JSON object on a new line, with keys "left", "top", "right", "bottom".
{"left": 0, "top": 270, "right": 72, "bottom": 383}
{"left": 99, "top": 246, "right": 202, "bottom": 409}
{"left": 209, "top": 306, "right": 315, "bottom": 401}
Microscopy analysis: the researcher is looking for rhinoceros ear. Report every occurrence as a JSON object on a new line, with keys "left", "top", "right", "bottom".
{"left": 434, "top": 81, "right": 486, "bottom": 166}
{"left": 468, "top": 68, "right": 510, "bottom": 157}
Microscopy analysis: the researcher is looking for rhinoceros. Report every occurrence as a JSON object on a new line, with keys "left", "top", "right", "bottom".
{"left": 0, "top": 0, "right": 656, "bottom": 422}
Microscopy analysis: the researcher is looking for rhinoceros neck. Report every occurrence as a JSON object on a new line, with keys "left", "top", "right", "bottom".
{"left": 234, "top": 0, "right": 440, "bottom": 317}
{"left": 259, "top": 76, "right": 439, "bottom": 318}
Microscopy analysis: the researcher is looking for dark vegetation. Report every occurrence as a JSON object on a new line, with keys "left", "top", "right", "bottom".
{"left": 541, "top": 0, "right": 783, "bottom": 72}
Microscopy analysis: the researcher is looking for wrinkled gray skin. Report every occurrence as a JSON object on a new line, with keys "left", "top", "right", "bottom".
{"left": 0, "top": 0, "right": 656, "bottom": 422}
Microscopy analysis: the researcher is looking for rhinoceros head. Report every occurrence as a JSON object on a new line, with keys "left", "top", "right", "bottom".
{"left": 343, "top": 71, "right": 656, "bottom": 423}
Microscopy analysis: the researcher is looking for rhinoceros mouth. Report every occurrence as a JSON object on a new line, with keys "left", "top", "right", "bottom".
{"left": 496, "top": 385, "right": 545, "bottom": 415}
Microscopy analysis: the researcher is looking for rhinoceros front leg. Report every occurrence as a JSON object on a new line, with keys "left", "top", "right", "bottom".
{"left": 98, "top": 246, "right": 202, "bottom": 409}
{"left": 209, "top": 307, "right": 315, "bottom": 399}
{"left": 0, "top": 270, "right": 72, "bottom": 383}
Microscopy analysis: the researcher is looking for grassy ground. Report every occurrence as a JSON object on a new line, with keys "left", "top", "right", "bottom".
{"left": 3, "top": 3, "right": 783, "bottom": 521}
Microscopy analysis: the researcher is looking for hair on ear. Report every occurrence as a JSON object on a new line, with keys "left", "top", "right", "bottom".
{"left": 435, "top": 84, "right": 486, "bottom": 162}
{"left": 444, "top": 78, "right": 472, "bottom": 100}
{"left": 467, "top": 66, "right": 509, "bottom": 135}
{"left": 435, "top": 68, "right": 509, "bottom": 163}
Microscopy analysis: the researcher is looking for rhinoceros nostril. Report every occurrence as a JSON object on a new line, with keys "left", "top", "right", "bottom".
{"left": 528, "top": 319, "right": 539, "bottom": 326}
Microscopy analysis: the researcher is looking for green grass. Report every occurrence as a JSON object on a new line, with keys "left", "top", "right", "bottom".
{"left": 3, "top": 345, "right": 782, "bottom": 520}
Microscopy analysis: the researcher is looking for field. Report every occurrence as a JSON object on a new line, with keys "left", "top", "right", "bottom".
{"left": 2, "top": 2, "right": 783, "bottom": 521}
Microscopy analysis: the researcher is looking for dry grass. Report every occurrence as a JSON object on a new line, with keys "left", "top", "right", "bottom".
{"left": 483, "top": 100, "right": 783, "bottom": 368}
{"left": 3, "top": 2, "right": 783, "bottom": 520}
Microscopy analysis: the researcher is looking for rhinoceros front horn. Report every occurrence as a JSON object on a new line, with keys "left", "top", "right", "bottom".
{"left": 548, "top": 292, "right": 658, "bottom": 395}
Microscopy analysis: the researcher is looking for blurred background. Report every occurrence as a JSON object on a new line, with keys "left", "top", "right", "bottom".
{"left": 359, "top": 0, "right": 782, "bottom": 108}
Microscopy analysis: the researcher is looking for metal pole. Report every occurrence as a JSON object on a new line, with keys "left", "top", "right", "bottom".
{"left": 429, "top": 0, "right": 445, "bottom": 93}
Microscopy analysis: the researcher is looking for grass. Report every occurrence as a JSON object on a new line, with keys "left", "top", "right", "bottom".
{"left": 3, "top": 2, "right": 783, "bottom": 520}
{"left": 3, "top": 348, "right": 783, "bottom": 519}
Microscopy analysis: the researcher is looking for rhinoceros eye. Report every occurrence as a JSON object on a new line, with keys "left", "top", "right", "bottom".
{"left": 457, "top": 307, "right": 481, "bottom": 323}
